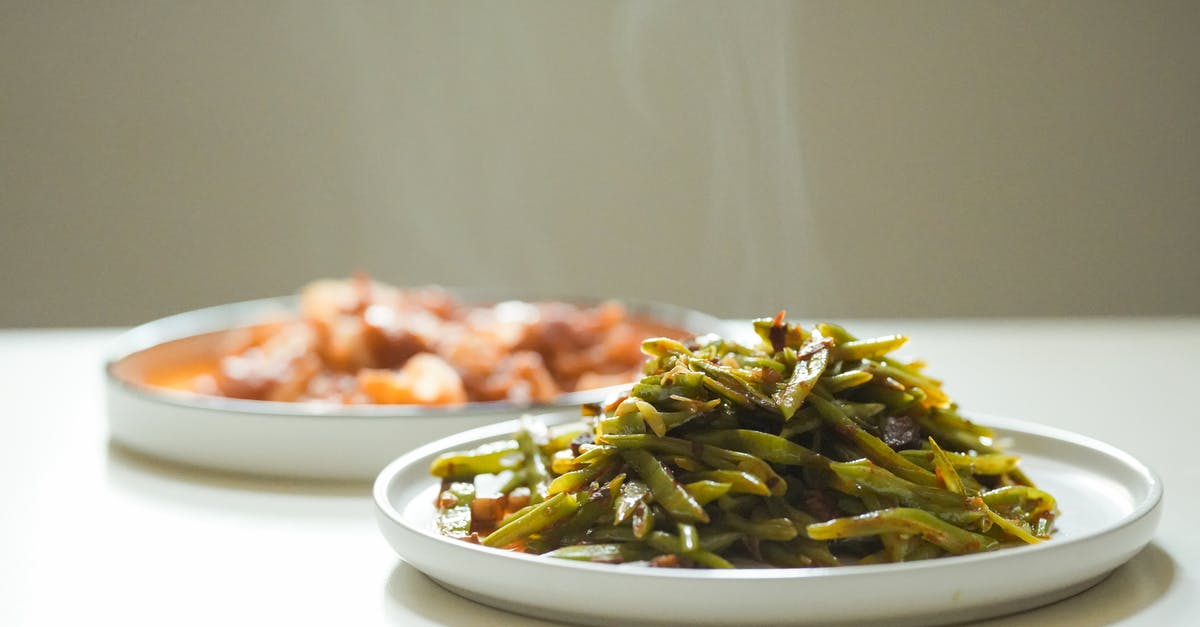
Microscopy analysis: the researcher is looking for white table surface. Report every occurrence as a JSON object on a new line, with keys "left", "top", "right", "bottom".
{"left": 2, "top": 319, "right": 1196, "bottom": 626}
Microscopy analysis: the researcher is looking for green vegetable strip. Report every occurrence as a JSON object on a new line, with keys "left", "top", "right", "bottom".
{"left": 808, "top": 394, "right": 940, "bottom": 487}
{"left": 822, "top": 370, "right": 874, "bottom": 394}
{"left": 720, "top": 510, "right": 798, "bottom": 541}
{"left": 928, "top": 437, "right": 965, "bottom": 495}
{"left": 679, "top": 470, "right": 770, "bottom": 496}
{"left": 979, "top": 501, "right": 1043, "bottom": 544}
{"left": 828, "top": 461, "right": 981, "bottom": 526}
{"left": 832, "top": 334, "right": 909, "bottom": 361}
{"left": 543, "top": 543, "right": 656, "bottom": 563}
{"left": 430, "top": 440, "right": 520, "bottom": 480}
{"left": 599, "top": 434, "right": 785, "bottom": 495}
{"left": 640, "top": 337, "right": 693, "bottom": 358}
{"left": 678, "top": 523, "right": 699, "bottom": 553}
{"left": 516, "top": 425, "right": 551, "bottom": 503}
{"left": 613, "top": 479, "right": 650, "bottom": 525}
{"left": 865, "top": 361, "right": 949, "bottom": 407}
{"left": 482, "top": 492, "right": 578, "bottom": 548}
{"left": 815, "top": 322, "right": 857, "bottom": 344}
{"left": 547, "top": 457, "right": 617, "bottom": 496}
{"left": 683, "top": 480, "right": 732, "bottom": 505}
{"left": 620, "top": 449, "right": 710, "bottom": 523}
{"left": 899, "top": 449, "right": 1021, "bottom": 475}
{"left": 543, "top": 489, "right": 616, "bottom": 546}
{"left": 429, "top": 316, "right": 1057, "bottom": 569}
{"left": 644, "top": 531, "right": 734, "bottom": 569}
{"left": 688, "top": 358, "right": 780, "bottom": 414}
{"left": 807, "top": 508, "right": 998, "bottom": 554}
{"left": 543, "top": 424, "right": 587, "bottom": 455}
{"left": 981, "top": 486, "right": 1057, "bottom": 518}
{"left": 685, "top": 429, "right": 826, "bottom": 468}
{"left": 772, "top": 335, "right": 830, "bottom": 419}
{"left": 631, "top": 502, "right": 655, "bottom": 538}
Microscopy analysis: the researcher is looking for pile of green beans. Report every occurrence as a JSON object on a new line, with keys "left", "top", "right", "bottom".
{"left": 429, "top": 314, "right": 1057, "bottom": 568}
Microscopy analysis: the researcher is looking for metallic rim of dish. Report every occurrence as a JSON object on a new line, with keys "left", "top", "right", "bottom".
{"left": 105, "top": 288, "right": 728, "bottom": 418}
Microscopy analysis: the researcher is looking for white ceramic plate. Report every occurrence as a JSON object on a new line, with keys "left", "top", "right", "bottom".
{"left": 374, "top": 412, "right": 1163, "bottom": 626}
{"left": 105, "top": 291, "right": 726, "bottom": 480}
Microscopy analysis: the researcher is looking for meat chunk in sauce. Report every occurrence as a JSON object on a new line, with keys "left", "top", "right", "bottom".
{"left": 193, "top": 277, "right": 693, "bottom": 405}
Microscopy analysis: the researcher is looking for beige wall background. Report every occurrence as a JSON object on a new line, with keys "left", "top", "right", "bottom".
{"left": 2, "top": 1, "right": 1197, "bottom": 326}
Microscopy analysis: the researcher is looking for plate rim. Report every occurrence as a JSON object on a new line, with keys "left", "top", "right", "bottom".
{"left": 374, "top": 411, "right": 1164, "bottom": 581}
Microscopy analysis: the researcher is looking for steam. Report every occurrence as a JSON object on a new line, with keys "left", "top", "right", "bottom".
{"left": 611, "top": 2, "right": 834, "bottom": 314}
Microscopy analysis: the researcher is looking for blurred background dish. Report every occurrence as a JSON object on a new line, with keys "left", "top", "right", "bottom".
{"left": 106, "top": 283, "right": 726, "bottom": 480}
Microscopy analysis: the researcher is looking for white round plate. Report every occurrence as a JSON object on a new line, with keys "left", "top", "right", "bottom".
{"left": 374, "top": 412, "right": 1163, "bottom": 626}
{"left": 105, "top": 292, "right": 725, "bottom": 480}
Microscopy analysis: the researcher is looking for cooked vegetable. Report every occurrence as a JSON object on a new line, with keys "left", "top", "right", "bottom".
{"left": 429, "top": 314, "right": 1057, "bottom": 567}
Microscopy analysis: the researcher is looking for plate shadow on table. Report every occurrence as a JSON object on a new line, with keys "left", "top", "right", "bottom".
{"left": 106, "top": 441, "right": 372, "bottom": 518}
{"left": 971, "top": 543, "right": 1175, "bottom": 626}
{"left": 384, "top": 560, "right": 562, "bottom": 627}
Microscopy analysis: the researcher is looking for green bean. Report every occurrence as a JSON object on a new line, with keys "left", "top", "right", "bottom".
{"left": 828, "top": 461, "right": 981, "bottom": 526}
{"left": 631, "top": 502, "right": 656, "bottom": 539}
{"left": 685, "top": 429, "right": 826, "bottom": 469}
{"left": 516, "top": 422, "right": 551, "bottom": 503}
{"left": 679, "top": 470, "right": 770, "bottom": 496}
{"left": 644, "top": 531, "right": 735, "bottom": 568}
{"left": 864, "top": 361, "right": 950, "bottom": 407}
{"left": 620, "top": 448, "right": 710, "bottom": 524}
{"left": 753, "top": 316, "right": 799, "bottom": 350}
{"left": 761, "top": 539, "right": 842, "bottom": 568}
{"left": 832, "top": 334, "right": 909, "bottom": 361}
{"left": 571, "top": 444, "right": 616, "bottom": 468}
{"left": 430, "top": 316, "right": 1057, "bottom": 569}
{"left": 543, "top": 424, "right": 587, "bottom": 455}
{"left": 599, "top": 433, "right": 785, "bottom": 495}
{"left": 980, "top": 501, "right": 1043, "bottom": 544}
{"left": 772, "top": 336, "right": 830, "bottom": 419}
{"left": 809, "top": 394, "right": 939, "bottom": 487}
{"left": 915, "top": 414, "right": 997, "bottom": 454}
{"left": 430, "top": 440, "right": 520, "bottom": 480}
{"left": 779, "top": 412, "right": 822, "bottom": 439}
{"left": 544, "top": 488, "right": 616, "bottom": 546}
{"left": 807, "top": 508, "right": 998, "bottom": 554}
{"left": 678, "top": 523, "right": 699, "bottom": 553}
{"left": 689, "top": 357, "right": 780, "bottom": 414}
{"left": 547, "top": 456, "right": 618, "bottom": 496}
{"left": 899, "top": 449, "right": 1021, "bottom": 475}
{"left": 720, "top": 510, "right": 798, "bottom": 541}
{"left": 482, "top": 492, "right": 579, "bottom": 548}
{"left": 595, "top": 409, "right": 647, "bottom": 436}
{"left": 928, "top": 437, "right": 965, "bottom": 495}
{"left": 613, "top": 479, "right": 650, "bottom": 525}
{"left": 631, "top": 381, "right": 704, "bottom": 403}
{"left": 822, "top": 370, "right": 875, "bottom": 394}
{"left": 981, "top": 485, "right": 1057, "bottom": 518}
{"left": 641, "top": 337, "right": 693, "bottom": 358}
{"left": 838, "top": 401, "right": 887, "bottom": 422}
{"left": 494, "top": 469, "right": 527, "bottom": 495}
{"left": 543, "top": 543, "right": 657, "bottom": 563}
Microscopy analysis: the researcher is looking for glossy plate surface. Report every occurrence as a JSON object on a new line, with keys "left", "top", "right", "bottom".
{"left": 374, "top": 412, "right": 1162, "bottom": 626}
{"left": 105, "top": 292, "right": 726, "bottom": 480}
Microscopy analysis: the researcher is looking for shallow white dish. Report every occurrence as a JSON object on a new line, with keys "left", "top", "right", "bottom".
{"left": 105, "top": 291, "right": 725, "bottom": 480}
{"left": 374, "top": 412, "right": 1163, "bottom": 626}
